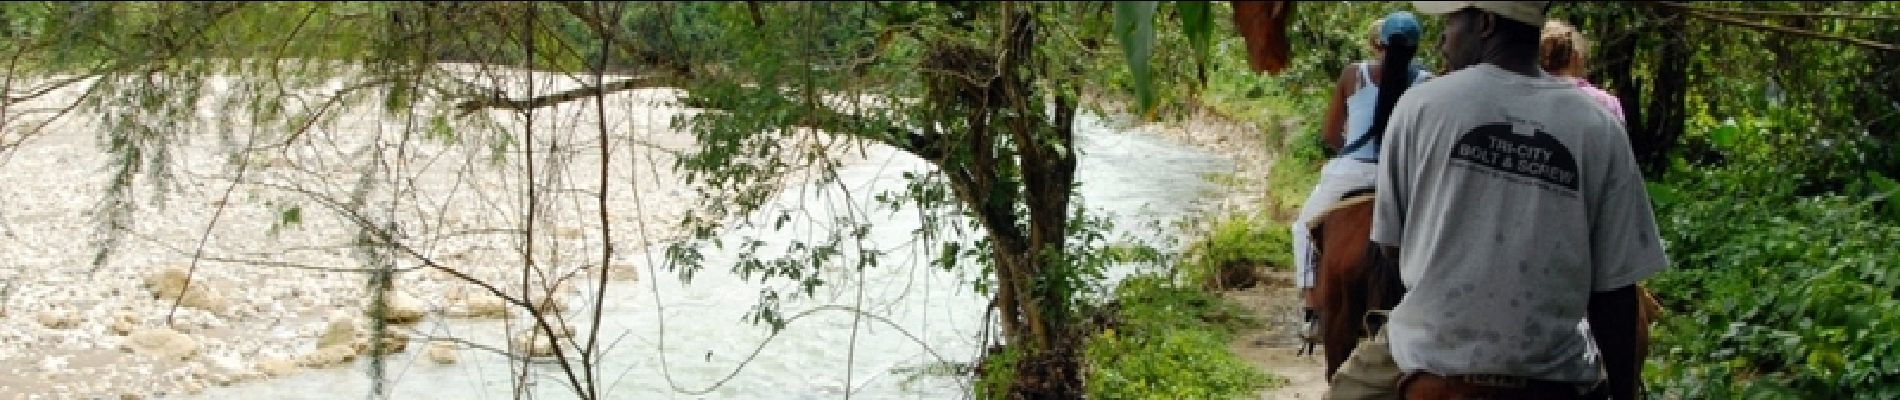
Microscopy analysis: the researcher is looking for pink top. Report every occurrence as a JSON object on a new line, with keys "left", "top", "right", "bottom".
{"left": 1572, "top": 78, "right": 1625, "bottom": 123}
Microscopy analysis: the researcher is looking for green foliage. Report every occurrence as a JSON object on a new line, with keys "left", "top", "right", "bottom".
{"left": 1113, "top": 1, "right": 1160, "bottom": 114}
{"left": 1082, "top": 275, "right": 1276, "bottom": 399}
{"left": 1105, "top": 274, "right": 1258, "bottom": 334}
{"left": 1086, "top": 329, "right": 1270, "bottom": 399}
{"left": 1177, "top": 213, "right": 1289, "bottom": 289}
{"left": 1111, "top": 0, "right": 1266, "bottom": 118}
{"left": 1631, "top": 15, "right": 1900, "bottom": 395}
{"left": 268, "top": 204, "right": 303, "bottom": 236}
{"left": 1560, "top": 1, "right": 1900, "bottom": 181}
{"left": 1176, "top": 1, "right": 1213, "bottom": 82}
{"left": 1184, "top": 1, "right": 1396, "bottom": 215}
{"left": 975, "top": 345, "right": 1024, "bottom": 400}
{"left": 1172, "top": 1, "right": 1900, "bottom": 398}
{"left": 1569, "top": 4, "right": 1900, "bottom": 392}
{"left": 1264, "top": 130, "right": 1331, "bottom": 216}
{"left": 1644, "top": 165, "right": 1900, "bottom": 398}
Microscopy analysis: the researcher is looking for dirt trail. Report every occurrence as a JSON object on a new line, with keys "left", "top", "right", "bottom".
{"left": 1126, "top": 104, "right": 1329, "bottom": 399}
{"left": 1225, "top": 269, "right": 1330, "bottom": 399}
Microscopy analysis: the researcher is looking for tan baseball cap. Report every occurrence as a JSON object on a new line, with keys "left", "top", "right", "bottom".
{"left": 1413, "top": 1, "right": 1551, "bottom": 27}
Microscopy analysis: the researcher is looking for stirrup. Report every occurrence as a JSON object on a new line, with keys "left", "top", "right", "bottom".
{"left": 1296, "top": 308, "right": 1320, "bottom": 356}
{"left": 1300, "top": 308, "right": 1320, "bottom": 339}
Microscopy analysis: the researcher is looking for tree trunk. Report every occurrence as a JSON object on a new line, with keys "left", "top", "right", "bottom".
{"left": 921, "top": 7, "right": 1085, "bottom": 398}
{"left": 1590, "top": 3, "right": 1688, "bottom": 178}
{"left": 1637, "top": 6, "right": 1690, "bottom": 176}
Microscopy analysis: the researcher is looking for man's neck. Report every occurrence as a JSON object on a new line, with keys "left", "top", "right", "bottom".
{"left": 1481, "top": 58, "right": 1543, "bottom": 78}
{"left": 1478, "top": 43, "right": 1543, "bottom": 77}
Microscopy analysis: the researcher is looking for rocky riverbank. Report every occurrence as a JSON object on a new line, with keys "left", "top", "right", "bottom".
{"left": 0, "top": 68, "right": 787, "bottom": 398}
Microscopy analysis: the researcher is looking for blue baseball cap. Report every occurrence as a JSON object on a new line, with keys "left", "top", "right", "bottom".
{"left": 1380, "top": 11, "right": 1424, "bottom": 45}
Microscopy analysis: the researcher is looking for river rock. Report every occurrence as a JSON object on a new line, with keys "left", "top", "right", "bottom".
{"left": 528, "top": 291, "right": 570, "bottom": 314}
{"left": 513, "top": 333, "right": 556, "bottom": 358}
{"left": 144, "top": 266, "right": 232, "bottom": 316}
{"left": 126, "top": 328, "right": 198, "bottom": 361}
{"left": 607, "top": 265, "right": 639, "bottom": 282}
{"left": 37, "top": 309, "right": 79, "bottom": 329}
{"left": 107, "top": 311, "right": 141, "bottom": 336}
{"left": 181, "top": 379, "right": 205, "bottom": 395}
{"left": 368, "top": 290, "right": 426, "bottom": 325}
{"left": 297, "top": 344, "right": 358, "bottom": 368}
{"left": 353, "top": 328, "right": 409, "bottom": 354}
{"left": 452, "top": 295, "right": 510, "bottom": 319}
{"left": 425, "top": 341, "right": 457, "bottom": 364}
{"left": 317, "top": 310, "right": 359, "bottom": 349}
{"left": 256, "top": 358, "right": 296, "bottom": 377}
{"left": 207, "top": 372, "right": 234, "bottom": 387}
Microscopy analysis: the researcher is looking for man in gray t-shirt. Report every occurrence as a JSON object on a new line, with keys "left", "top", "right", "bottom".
{"left": 1353, "top": 2, "right": 1670, "bottom": 399}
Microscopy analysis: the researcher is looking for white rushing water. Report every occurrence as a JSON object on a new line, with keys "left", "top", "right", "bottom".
{"left": 185, "top": 111, "right": 1234, "bottom": 400}
{"left": 0, "top": 67, "right": 1234, "bottom": 399}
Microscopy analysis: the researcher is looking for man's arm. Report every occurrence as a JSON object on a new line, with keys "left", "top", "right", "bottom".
{"left": 1588, "top": 285, "right": 1642, "bottom": 400}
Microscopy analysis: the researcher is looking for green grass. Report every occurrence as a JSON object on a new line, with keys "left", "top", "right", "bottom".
{"left": 1083, "top": 274, "right": 1282, "bottom": 399}
{"left": 1074, "top": 31, "right": 1335, "bottom": 399}
{"left": 1177, "top": 212, "right": 1292, "bottom": 290}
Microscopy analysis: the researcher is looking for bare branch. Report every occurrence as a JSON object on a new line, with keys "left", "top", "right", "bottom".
{"left": 1658, "top": 2, "right": 1900, "bottom": 21}
{"left": 5, "top": 74, "right": 98, "bottom": 105}
{"left": 1645, "top": 3, "right": 1900, "bottom": 53}
{"left": 555, "top": 1, "right": 695, "bottom": 78}
{"left": 451, "top": 75, "right": 682, "bottom": 115}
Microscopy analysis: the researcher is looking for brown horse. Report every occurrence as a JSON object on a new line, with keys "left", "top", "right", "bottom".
{"left": 1225, "top": 0, "right": 1667, "bottom": 388}
{"left": 1231, "top": 1, "right": 1296, "bottom": 75}
{"left": 1309, "top": 189, "right": 1399, "bottom": 380}
{"left": 1307, "top": 189, "right": 1665, "bottom": 384}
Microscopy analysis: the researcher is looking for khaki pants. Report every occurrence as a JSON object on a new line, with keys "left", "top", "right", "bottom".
{"left": 1325, "top": 326, "right": 1403, "bottom": 400}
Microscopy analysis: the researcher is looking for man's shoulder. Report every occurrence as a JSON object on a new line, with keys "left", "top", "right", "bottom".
{"left": 1394, "top": 67, "right": 1496, "bottom": 110}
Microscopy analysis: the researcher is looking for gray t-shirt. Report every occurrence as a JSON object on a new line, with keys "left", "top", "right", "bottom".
{"left": 1371, "top": 64, "right": 1669, "bottom": 383}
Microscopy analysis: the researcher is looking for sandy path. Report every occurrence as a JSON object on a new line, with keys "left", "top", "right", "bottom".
{"left": 1225, "top": 272, "right": 1331, "bottom": 399}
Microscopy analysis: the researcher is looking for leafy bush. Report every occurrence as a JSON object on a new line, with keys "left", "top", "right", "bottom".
{"left": 1086, "top": 328, "right": 1270, "bottom": 399}
{"left": 1178, "top": 213, "right": 1290, "bottom": 290}
{"left": 1644, "top": 166, "right": 1900, "bottom": 399}
{"left": 1264, "top": 130, "right": 1329, "bottom": 217}
{"left": 974, "top": 345, "right": 1023, "bottom": 400}
{"left": 1082, "top": 275, "right": 1277, "bottom": 399}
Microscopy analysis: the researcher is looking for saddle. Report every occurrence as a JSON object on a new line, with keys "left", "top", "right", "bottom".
{"left": 1305, "top": 192, "right": 1376, "bottom": 232}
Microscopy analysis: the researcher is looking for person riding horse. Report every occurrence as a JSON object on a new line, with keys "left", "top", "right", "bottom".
{"left": 1291, "top": 11, "right": 1432, "bottom": 357}
{"left": 1325, "top": 2, "right": 1671, "bottom": 399}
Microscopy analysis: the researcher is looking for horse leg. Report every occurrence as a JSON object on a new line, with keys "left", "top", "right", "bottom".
{"left": 1320, "top": 269, "right": 1366, "bottom": 381}
{"left": 1315, "top": 201, "right": 1376, "bottom": 381}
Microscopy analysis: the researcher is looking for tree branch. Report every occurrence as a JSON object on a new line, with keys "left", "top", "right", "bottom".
{"left": 5, "top": 74, "right": 97, "bottom": 105}
{"left": 1658, "top": 2, "right": 1900, "bottom": 21}
{"left": 746, "top": 1, "right": 767, "bottom": 27}
{"left": 451, "top": 74, "right": 680, "bottom": 115}
{"left": 1646, "top": 3, "right": 1900, "bottom": 53}
{"left": 555, "top": 1, "right": 694, "bottom": 78}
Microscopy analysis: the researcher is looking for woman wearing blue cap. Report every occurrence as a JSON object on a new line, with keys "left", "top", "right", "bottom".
{"left": 1291, "top": 11, "right": 1432, "bottom": 344}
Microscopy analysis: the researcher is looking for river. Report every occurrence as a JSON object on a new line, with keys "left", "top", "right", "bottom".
{"left": 191, "top": 110, "right": 1234, "bottom": 400}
